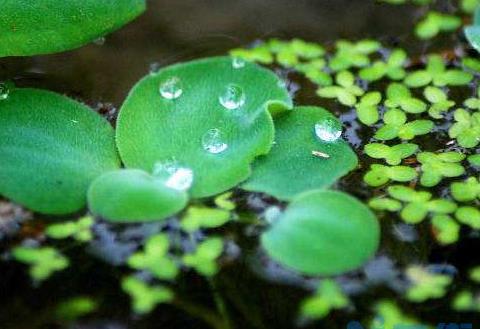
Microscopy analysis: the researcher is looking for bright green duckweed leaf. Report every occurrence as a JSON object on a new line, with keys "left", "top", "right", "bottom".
{"left": 0, "top": 0, "right": 146, "bottom": 57}
{"left": 455, "top": 206, "right": 480, "bottom": 229}
{"left": 243, "top": 107, "right": 358, "bottom": 201}
{"left": 116, "top": 57, "right": 292, "bottom": 198}
{"left": 423, "top": 86, "right": 455, "bottom": 119}
{"left": 127, "top": 234, "right": 178, "bottom": 280}
{"left": 359, "top": 49, "right": 407, "bottom": 82}
{"left": 329, "top": 40, "right": 381, "bottom": 71}
{"left": 12, "top": 246, "right": 69, "bottom": 282}
{"left": 301, "top": 280, "right": 349, "bottom": 319}
{"left": 417, "top": 152, "right": 465, "bottom": 187}
{"left": 261, "top": 190, "right": 379, "bottom": 275}
{"left": 355, "top": 92, "right": 382, "bottom": 125}
{"left": 469, "top": 266, "right": 480, "bottom": 283}
{"left": 468, "top": 154, "right": 480, "bottom": 166}
{"left": 448, "top": 109, "right": 480, "bottom": 148}
{"left": 451, "top": 177, "right": 480, "bottom": 202}
{"left": 181, "top": 206, "right": 230, "bottom": 232}
{"left": 87, "top": 169, "right": 188, "bottom": 222}
{"left": 368, "top": 197, "right": 402, "bottom": 211}
{"left": 431, "top": 214, "right": 460, "bottom": 245}
{"left": 374, "top": 108, "right": 434, "bottom": 141}
{"left": 404, "top": 55, "right": 473, "bottom": 87}
{"left": 317, "top": 71, "right": 365, "bottom": 106}
{"left": 370, "top": 300, "right": 423, "bottom": 329}
{"left": 0, "top": 88, "right": 120, "bottom": 215}
{"left": 46, "top": 216, "right": 94, "bottom": 242}
{"left": 55, "top": 297, "right": 98, "bottom": 321}
{"left": 384, "top": 83, "right": 427, "bottom": 114}
{"left": 406, "top": 266, "right": 452, "bottom": 302}
{"left": 364, "top": 164, "right": 417, "bottom": 186}
{"left": 465, "top": 7, "right": 480, "bottom": 53}
{"left": 182, "top": 237, "right": 224, "bottom": 277}
{"left": 464, "top": 87, "right": 480, "bottom": 111}
{"left": 364, "top": 143, "right": 418, "bottom": 165}
{"left": 415, "top": 12, "right": 462, "bottom": 39}
{"left": 452, "top": 291, "right": 480, "bottom": 312}
{"left": 122, "top": 276, "right": 173, "bottom": 314}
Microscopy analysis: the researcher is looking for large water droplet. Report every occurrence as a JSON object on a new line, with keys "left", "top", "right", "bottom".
{"left": 153, "top": 160, "right": 193, "bottom": 191}
{"left": 232, "top": 57, "right": 246, "bottom": 69}
{"left": 314, "top": 118, "right": 342, "bottom": 142}
{"left": 149, "top": 62, "right": 161, "bottom": 75}
{"left": 219, "top": 84, "right": 245, "bottom": 110}
{"left": 159, "top": 77, "right": 183, "bottom": 100}
{"left": 0, "top": 83, "right": 10, "bottom": 101}
{"left": 202, "top": 128, "right": 228, "bottom": 154}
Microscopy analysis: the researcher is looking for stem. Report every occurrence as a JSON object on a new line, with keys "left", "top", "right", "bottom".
{"left": 209, "top": 278, "right": 233, "bottom": 329}
{"left": 173, "top": 295, "right": 226, "bottom": 329}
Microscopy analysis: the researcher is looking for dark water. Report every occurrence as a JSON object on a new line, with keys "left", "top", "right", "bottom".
{"left": 1, "top": 1, "right": 479, "bottom": 329}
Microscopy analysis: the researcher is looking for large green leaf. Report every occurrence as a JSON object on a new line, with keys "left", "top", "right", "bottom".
{"left": 87, "top": 169, "right": 188, "bottom": 222}
{"left": 242, "top": 106, "right": 358, "bottom": 200}
{"left": 0, "top": 88, "right": 120, "bottom": 214}
{"left": 261, "top": 190, "right": 379, "bottom": 275}
{"left": 465, "top": 6, "right": 480, "bottom": 53}
{"left": 116, "top": 56, "right": 293, "bottom": 198}
{"left": 0, "top": 0, "right": 146, "bottom": 57}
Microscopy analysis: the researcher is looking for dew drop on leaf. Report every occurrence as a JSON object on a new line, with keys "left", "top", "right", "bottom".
{"left": 153, "top": 160, "right": 193, "bottom": 191}
{"left": 202, "top": 128, "right": 228, "bottom": 154}
{"left": 219, "top": 84, "right": 245, "bottom": 110}
{"left": 0, "top": 82, "right": 10, "bottom": 101}
{"left": 314, "top": 118, "right": 342, "bottom": 142}
{"left": 232, "top": 57, "right": 246, "bottom": 69}
{"left": 159, "top": 77, "right": 183, "bottom": 100}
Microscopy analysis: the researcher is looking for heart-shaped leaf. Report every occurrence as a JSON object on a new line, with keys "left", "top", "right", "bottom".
{"left": 261, "top": 190, "right": 379, "bottom": 275}
{"left": 87, "top": 169, "right": 189, "bottom": 222}
{"left": 0, "top": 88, "right": 120, "bottom": 214}
{"left": 0, "top": 0, "right": 146, "bottom": 57}
{"left": 242, "top": 106, "right": 358, "bottom": 200}
{"left": 116, "top": 56, "right": 293, "bottom": 198}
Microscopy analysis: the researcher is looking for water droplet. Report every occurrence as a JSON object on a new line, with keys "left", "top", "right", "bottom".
{"left": 219, "top": 84, "right": 245, "bottom": 110}
{"left": 202, "top": 128, "right": 228, "bottom": 154}
{"left": 93, "top": 37, "right": 106, "bottom": 46}
{"left": 314, "top": 118, "right": 342, "bottom": 142}
{"left": 153, "top": 160, "right": 193, "bottom": 191}
{"left": 159, "top": 77, "right": 183, "bottom": 100}
{"left": 232, "top": 57, "right": 245, "bottom": 69}
{"left": 149, "top": 62, "right": 161, "bottom": 75}
{"left": 0, "top": 83, "right": 10, "bottom": 101}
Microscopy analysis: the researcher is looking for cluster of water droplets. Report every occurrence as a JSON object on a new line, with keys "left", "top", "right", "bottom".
{"left": 0, "top": 82, "right": 10, "bottom": 101}
{"left": 314, "top": 117, "right": 342, "bottom": 142}
{"left": 159, "top": 77, "right": 183, "bottom": 100}
{"left": 202, "top": 128, "right": 228, "bottom": 154}
{"left": 153, "top": 159, "right": 193, "bottom": 191}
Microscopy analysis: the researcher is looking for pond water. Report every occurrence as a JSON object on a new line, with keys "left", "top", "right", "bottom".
{"left": 1, "top": 0, "right": 480, "bottom": 329}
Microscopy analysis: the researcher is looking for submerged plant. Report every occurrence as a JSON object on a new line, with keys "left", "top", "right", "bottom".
{"left": 300, "top": 280, "right": 349, "bottom": 319}
{"left": 12, "top": 246, "right": 69, "bottom": 282}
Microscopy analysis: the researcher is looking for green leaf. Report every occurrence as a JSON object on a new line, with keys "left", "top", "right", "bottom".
{"left": 87, "top": 169, "right": 188, "bottom": 222}
{"left": 364, "top": 164, "right": 417, "bottom": 186}
{"left": 243, "top": 106, "right": 358, "bottom": 200}
{"left": 12, "top": 246, "right": 69, "bottom": 282}
{"left": 468, "top": 154, "right": 480, "bottom": 166}
{"left": 181, "top": 206, "right": 230, "bottom": 232}
{"left": 451, "top": 177, "right": 480, "bottom": 202}
{"left": 301, "top": 280, "right": 349, "bottom": 319}
{"left": 261, "top": 190, "right": 379, "bottom": 275}
{"left": 465, "top": 26, "right": 480, "bottom": 53}
{"left": 364, "top": 143, "right": 418, "bottom": 165}
{"left": 356, "top": 92, "right": 381, "bottom": 125}
{"left": 0, "top": 0, "right": 146, "bottom": 57}
{"left": 417, "top": 151, "right": 465, "bottom": 187}
{"left": 449, "top": 109, "right": 480, "bottom": 148}
{"left": 406, "top": 266, "right": 452, "bottom": 302}
{"left": 455, "top": 206, "right": 480, "bottom": 229}
{"left": 0, "top": 88, "right": 120, "bottom": 215}
{"left": 182, "top": 237, "right": 224, "bottom": 276}
{"left": 46, "top": 216, "right": 94, "bottom": 242}
{"left": 368, "top": 197, "right": 403, "bottom": 211}
{"left": 116, "top": 57, "right": 292, "bottom": 198}
{"left": 431, "top": 215, "right": 460, "bottom": 245}
{"left": 122, "top": 276, "right": 173, "bottom": 314}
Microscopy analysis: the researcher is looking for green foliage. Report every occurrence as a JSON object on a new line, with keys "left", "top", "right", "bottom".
{"left": 374, "top": 108, "right": 434, "bottom": 140}
{"left": 182, "top": 237, "right": 224, "bottom": 277}
{"left": 417, "top": 151, "right": 465, "bottom": 187}
{"left": 464, "top": 87, "right": 480, "bottom": 110}
{"left": 181, "top": 206, "right": 231, "bottom": 232}
{"left": 300, "top": 280, "right": 349, "bottom": 319}
{"left": 46, "top": 216, "right": 94, "bottom": 242}
{"left": 455, "top": 206, "right": 480, "bottom": 229}
{"left": 0, "top": 88, "right": 120, "bottom": 215}
{"left": 0, "top": 0, "right": 146, "bottom": 57}
{"left": 431, "top": 215, "right": 460, "bottom": 245}
{"left": 451, "top": 177, "right": 480, "bottom": 202}
{"left": 317, "top": 71, "right": 365, "bottom": 106}
{"left": 384, "top": 83, "right": 427, "bottom": 114}
{"left": 404, "top": 55, "right": 473, "bottom": 88}
{"left": 127, "top": 234, "right": 178, "bottom": 280}
{"left": 448, "top": 108, "right": 480, "bottom": 148}
{"left": 359, "top": 49, "right": 407, "bottom": 82}
{"left": 465, "top": 7, "right": 480, "bottom": 52}
{"left": 469, "top": 266, "right": 480, "bottom": 283}
{"left": 415, "top": 12, "right": 462, "bottom": 39}
{"left": 370, "top": 185, "right": 457, "bottom": 223}
{"left": 406, "top": 266, "right": 452, "bottom": 302}
{"left": 329, "top": 40, "right": 381, "bottom": 71}
{"left": 116, "top": 56, "right": 292, "bottom": 198}
{"left": 122, "top": 276, "right": 173, "bottom": 314}
{"left": 468, "top": 154, "right": 480, "bottom": 166}
{"left": 364, "top": 164, "right": 417, "bottom": 186}
{"left": 243, "top": 106, "right": 358, "bottom": 200}
{"left": 423, "top": 86, "right": 455, "bottom": 119}
{"left": 12, "top": 246, "right": 69, "bottom": 282}
{"left": 261, "top": 190, "right": 379, "bottom": 275}
{"left": 87, "top": 169, "right": 188, "bottom": 222}
{"left": 452, "top": 291, "right": 480, "bottom": 312}
{"left": 55, "top": 297, "right": 98, "bottom": 321}
{"left": 370, "top": 300, "right": 424, "bottom": 329}
{"left": 364, "top": 143, "right": 418, "bottom": 165}
{"left": 355, "top": 92, "right": 382, "bottom": 125}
